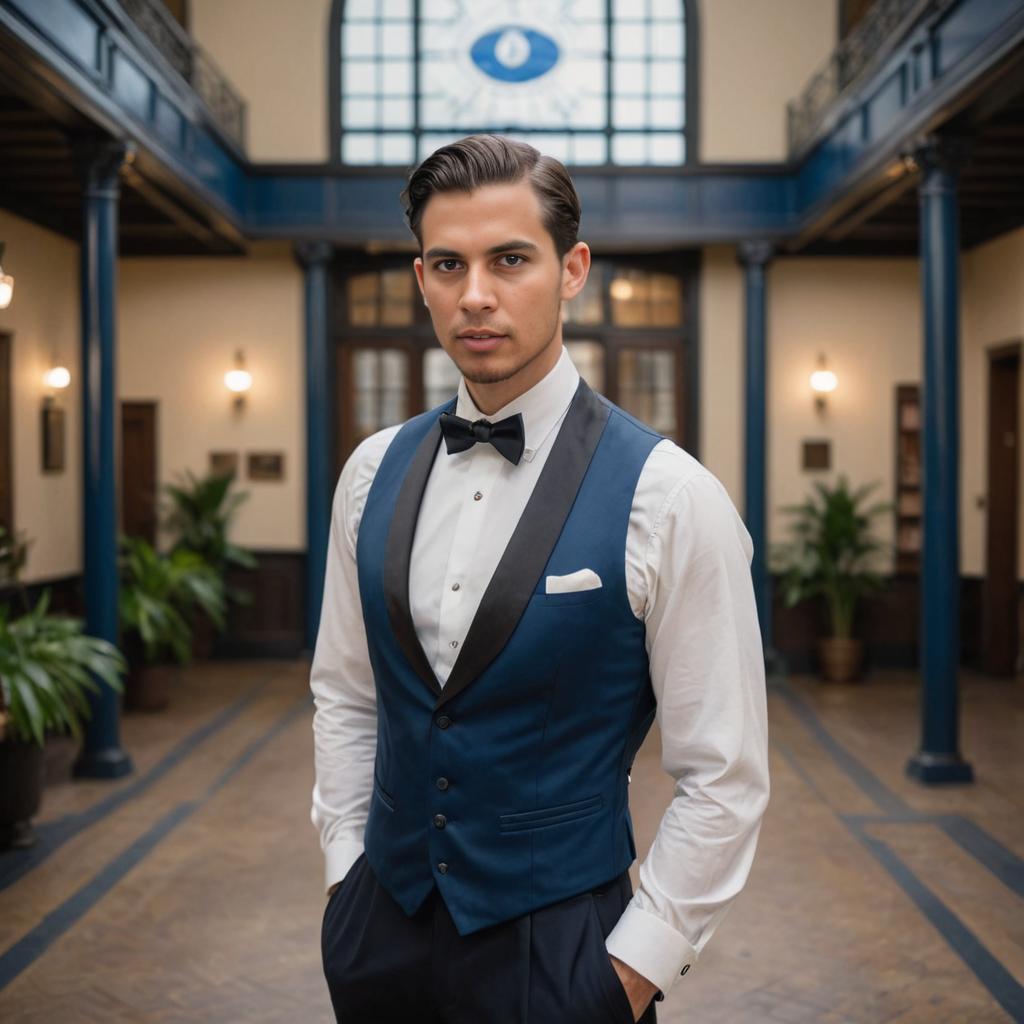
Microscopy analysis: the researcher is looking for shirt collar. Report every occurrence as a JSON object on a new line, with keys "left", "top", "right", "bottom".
{"left": 455, "top": 345, "right": 580, "bottom": 463}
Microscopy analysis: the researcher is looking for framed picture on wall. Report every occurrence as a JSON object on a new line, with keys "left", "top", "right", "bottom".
{"left": 247, "top": 451, "right": 284, "bottom": 481}
{"left": 210, "top": 451, "right": 239, "bottom": 478}
{"left": 41, "top": 403, "right": 65, "bottom": 472}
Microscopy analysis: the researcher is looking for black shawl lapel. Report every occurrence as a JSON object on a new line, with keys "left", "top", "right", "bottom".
{"left": 436, "top": 377, "right": 610, "bottom": 709}
{"left": 383, "top": 406, "right": 454, "bottom": 700}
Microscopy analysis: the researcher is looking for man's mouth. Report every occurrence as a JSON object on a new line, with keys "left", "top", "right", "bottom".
{"left": 457, "top": 331, "right": 508, "bottom": 352}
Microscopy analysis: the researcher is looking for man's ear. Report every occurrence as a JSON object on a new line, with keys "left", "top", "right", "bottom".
{"left": 413, "top": 256, "right": 428, "bottom": 306}
{"left": 560, "top": 242, "right": 591, "bottom": 302}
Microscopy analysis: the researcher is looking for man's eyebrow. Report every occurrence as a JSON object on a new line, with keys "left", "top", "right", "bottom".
{"left": 423, "top": 240, "right": 541, "bottom": 259}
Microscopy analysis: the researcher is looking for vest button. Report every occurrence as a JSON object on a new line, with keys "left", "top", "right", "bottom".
{"left": 438, "top": 862, "right": 449, "bottom": 874}
{"left": 680, "top": 964, "right": 691, "bottom": 976}
{"left": 436, "top": 777, "right": 449, "bottom": 790}
{"left": 433, "top": 813, "right": 447, "bottom": 828}
{"left": 436, "top": 715, "right": 451, "bottom": 729}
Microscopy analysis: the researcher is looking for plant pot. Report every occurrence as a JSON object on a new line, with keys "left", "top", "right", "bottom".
{"left": 817, "top": 637, "right": 864, "bottom": 683}
{"left": 122, "top": 662, "right": 179, "bottom": 712}
{"left": 0, "top": 736, "right": 44, "bottom": 849}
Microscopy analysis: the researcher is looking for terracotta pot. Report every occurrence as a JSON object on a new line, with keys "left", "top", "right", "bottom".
{"left": 0, "top": 736, "right": 44, "bottom": 849}
{"left": 817, "top": 637, "right": 864, "bottom": 683}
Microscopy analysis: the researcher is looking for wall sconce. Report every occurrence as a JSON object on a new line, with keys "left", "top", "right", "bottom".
{"left": 809, "top": 352, "right": 837, "bottom": 414}
{"left": 224, "top": 348, "right": 252, "bottom": 412}
{"left": 44, "top": 365, "right": 71, "bottom": 391}
{"left": 0, "top": 243, "right": 14, "bottom": 310}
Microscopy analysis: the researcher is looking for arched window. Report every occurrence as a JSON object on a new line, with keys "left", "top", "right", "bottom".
{"left": 329, "top": 0, "right": 698, "bottom": 167}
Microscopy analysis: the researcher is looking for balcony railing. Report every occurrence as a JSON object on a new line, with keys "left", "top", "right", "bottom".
{"left": 118, "top": 0, "right": 246, "bottom": 150}
{"left": 786, "top": 0, "right": 955, "bottom": 157}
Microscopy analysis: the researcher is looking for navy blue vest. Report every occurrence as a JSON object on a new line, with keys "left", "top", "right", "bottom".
{"left": 355, "top": 378, "right": 663, "bottom": 935}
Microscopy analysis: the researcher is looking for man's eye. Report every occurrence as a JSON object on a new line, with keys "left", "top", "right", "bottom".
{"left": 500, "top": 254, "right": 525, "bottom": 266}
{"left": 435, "top": 259, "right": 460, "bottom": 271}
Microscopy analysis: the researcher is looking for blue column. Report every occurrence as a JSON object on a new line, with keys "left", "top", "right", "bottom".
{"left": 72, "top": 139, "right": 133, "bottom": 779}
{"left": 906, "top": 137, "right": 973, "bottom": 784}
{"left": 296, "top": 242, "right": 334, "bottom": 652}
{"left": 738, "top": 241, "right": 775, "bottom": 655}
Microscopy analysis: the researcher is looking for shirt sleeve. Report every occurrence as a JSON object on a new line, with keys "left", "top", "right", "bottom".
{"left": 309, "top": 428, "right": 398, "bottom": 894}
{"left": 604, "top": 468, "right": 771, "bottom": 1000}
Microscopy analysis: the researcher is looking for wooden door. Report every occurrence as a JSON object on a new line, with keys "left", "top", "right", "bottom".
{"left": 120, "top": 401, "right": 158, "bottom": 544}
{"left": 983, "top": 343, "right": 1020, "bottom": 675}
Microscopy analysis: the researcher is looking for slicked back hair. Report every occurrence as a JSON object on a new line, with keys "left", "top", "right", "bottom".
{"left": 400, "top": 134, "right": 581, "bottom": 259}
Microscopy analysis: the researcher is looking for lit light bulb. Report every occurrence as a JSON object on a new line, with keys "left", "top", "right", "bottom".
{"left": 45, "top": 366, "right": 71, "bottom": 389}
{"left": 224, "top": 368, "right": 252, "bottom": 393}
{"left": 0, "top": 272, "right": 12, "bottom": 310}
{"left": 809, "top": 368, "right": 837, "bottom": 393}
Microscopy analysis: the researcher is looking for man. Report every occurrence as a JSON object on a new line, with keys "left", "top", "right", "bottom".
{"left": 310, "top": 134, "right": 770, "bottom": 1023}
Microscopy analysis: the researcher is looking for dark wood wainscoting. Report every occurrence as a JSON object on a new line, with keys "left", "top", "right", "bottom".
{"left": 213, "top": 551, "right": 306, "bottom": 659}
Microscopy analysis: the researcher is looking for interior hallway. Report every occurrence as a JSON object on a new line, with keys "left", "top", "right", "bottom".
{"left": 0, "top": 660, "right": 1020, "bottom": 1023}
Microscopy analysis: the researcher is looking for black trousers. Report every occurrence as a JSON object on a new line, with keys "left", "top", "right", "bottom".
{"left": 321, "top": 852, "right": 659, "bottom": 1023}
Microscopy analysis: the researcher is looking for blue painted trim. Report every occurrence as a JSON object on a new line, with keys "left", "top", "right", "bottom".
{"left": 4, "top": 0, "right": 1022, "bottom": 246}
{"left": 0, "top": 692, "right": 310, "bottom": 991}
{"left": 0, "top": 677, "right": 272, "bottom": 892}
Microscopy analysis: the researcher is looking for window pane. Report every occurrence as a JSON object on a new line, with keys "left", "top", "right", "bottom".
{"left": 379, "top": 133, "right": 415, "bottom": 164}
{"left": 351, "top": 347, "right": 409, "bottom": 444}
{"left": 610, "top": 269, "right": 682, "bottom": 326}
{"left": 563, "top": 263, "right": 603, "bottom": 324}
{"left": 649, "top": 133, "right": 685, "bottom": 164}
{"left": 348, "top": 272, "right": 379, "bottom": 325}
{"left": 343, "top": 97, "right": 377, "bottom": 129}
{"left": 618, "top": 349, "right": 676, "bottom": 436}
{"left": 424, "top": 347, "right": 462, "bottom": 408}
{"left": 565, "top": 340, "right": 606, "bottom": 393}
{"left": 380, "top": 269, "right": 414, "bottom": 325}
{"left": 343, "top": 22, "right": 376, "bottom": 57}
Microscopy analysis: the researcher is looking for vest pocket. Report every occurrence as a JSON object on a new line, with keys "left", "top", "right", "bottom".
{"left": 499, "top": 794, "right": 603, "bottom": 832}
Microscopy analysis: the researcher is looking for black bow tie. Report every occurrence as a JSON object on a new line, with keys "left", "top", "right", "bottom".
{"left": 438, "top": 410, "right": 526, "bottom": 465}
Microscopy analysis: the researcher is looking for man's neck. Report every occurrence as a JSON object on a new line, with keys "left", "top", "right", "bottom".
{"left": 465, "top": 337, "right": 563, "bottom": 416}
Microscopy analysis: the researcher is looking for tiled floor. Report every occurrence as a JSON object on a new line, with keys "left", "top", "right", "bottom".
{"left": 0, "top": 659, "right": 1020, "bottom": 1022}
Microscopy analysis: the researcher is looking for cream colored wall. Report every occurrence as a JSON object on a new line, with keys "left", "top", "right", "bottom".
{"left": 191, "top": 0, "right": 331, "bottom": 162}
{"left": 0, "top": 211, "right": 82, "bottom": 585}
{"left": 961, "top": 227, "right": 1024, "bottom": 579}
{"left": 699, "top": 0, "right": 837, "bottom": 162}
{"left": 118, "top": 245, "right": 306, "bottom": 552}
{"left": 700, "top": 250, "right": 923, "bottom": 573}
{"left": 189, "top": 0, "right": 833, "bottom": 167}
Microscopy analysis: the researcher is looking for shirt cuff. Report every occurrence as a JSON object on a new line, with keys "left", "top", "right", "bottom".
{"left": 604, "top": 901, "right": 698, "bottom": 1001}
{"left": 324, "top": 839, "right": 364, "bottom": 894}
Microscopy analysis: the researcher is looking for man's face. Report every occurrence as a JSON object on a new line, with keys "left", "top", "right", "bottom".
{"left": 413, "top": 177, "right": 589, "bottom": 391}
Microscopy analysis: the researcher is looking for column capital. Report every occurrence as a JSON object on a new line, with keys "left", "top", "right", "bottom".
{"left": 73, "top": 137, "right": 134, "bottom": 199}
{"left": 294, "top": 241, "right": 334, "bottom": 269}
{"left": 906, "top": 133, "right": 973, "bottom": 176}
{"left": 737, "top": 240, "right": 775, "bottom": 268}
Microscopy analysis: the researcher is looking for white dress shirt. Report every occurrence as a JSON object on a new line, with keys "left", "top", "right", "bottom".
{"left": 309, "top": 345, "right": 770, "bottom": 1000}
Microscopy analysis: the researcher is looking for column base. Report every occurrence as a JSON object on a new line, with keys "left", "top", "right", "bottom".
{"left": 905, "top": 750, "right": 974, "bottom": 784}
{"left": 72, "top": 746, "right": 134, "bottom": 779}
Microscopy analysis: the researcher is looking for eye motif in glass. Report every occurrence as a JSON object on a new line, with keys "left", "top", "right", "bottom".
{"left": 470, "top": 25, "right": 560, "bottom": 82}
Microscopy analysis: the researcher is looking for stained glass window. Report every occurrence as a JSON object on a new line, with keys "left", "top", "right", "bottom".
{"left": 334, "top": 0, "right": 690, "bottom": 166}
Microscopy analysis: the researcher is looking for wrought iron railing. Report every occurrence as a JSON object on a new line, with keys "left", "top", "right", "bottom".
{"left": 786, "top": 0, "right": 955, "bottom": 157}
{"left": 117, "top": 0, "right": 246, "bottom": 149}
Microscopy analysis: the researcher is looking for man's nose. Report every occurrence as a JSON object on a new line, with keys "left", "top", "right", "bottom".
{"left": 459, "top": 266, "right": 497, "bottom": 312}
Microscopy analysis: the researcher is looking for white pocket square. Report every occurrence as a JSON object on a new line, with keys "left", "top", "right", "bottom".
{"left": 545, "top": 568, "right": 603, "bottom": 594}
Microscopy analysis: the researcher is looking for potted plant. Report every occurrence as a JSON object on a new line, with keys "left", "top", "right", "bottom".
{"left": 0, "top": 522, "right": 31, "bottom": 595}
{"left": 118, "top": 535, "right": 227, "bottom": 711}
{"left": 770, "top": 476, "right": 893, "bottom": 682}
{"left": 159, "top": 469, "right": 257, "bottom": 658}
{"left": 0, "top": 589, "right": 126, "bottom": 848}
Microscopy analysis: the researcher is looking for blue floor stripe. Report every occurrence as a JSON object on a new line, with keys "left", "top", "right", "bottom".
{"left": 0, "top": 692, "right": 310, "bottom": 992}
{"left": 938, "top": 815, "right": 1024, "bottom": 900}
{"left": 0, "top": 676, "right": 277, "bottom": 892}
{"left": 850, "top": 823, "right": 1024, "bottom": 1023}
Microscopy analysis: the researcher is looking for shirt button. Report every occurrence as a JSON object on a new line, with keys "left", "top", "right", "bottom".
{"left": 449, "top": 639, "right": 459, "bottom": 649}
{"left": 451, "top": 582, "right": 461, "bottom": 591}
{"left": 436, "top": 715, "right": 451, "bottom": 729}
{"left": 438, "top": 862, "right": 449, "bottom": 874}
{"left": 436, "top": 777, "right": 449, "bottom": 790}
{"left": 473, "top": 491, "right": 483, "bottom": 501}
{"left": 433, "top": 813, "right": 447, "bottom": 828}
{"left": 680, "top": 965, "right": 691, "bottom": 976}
